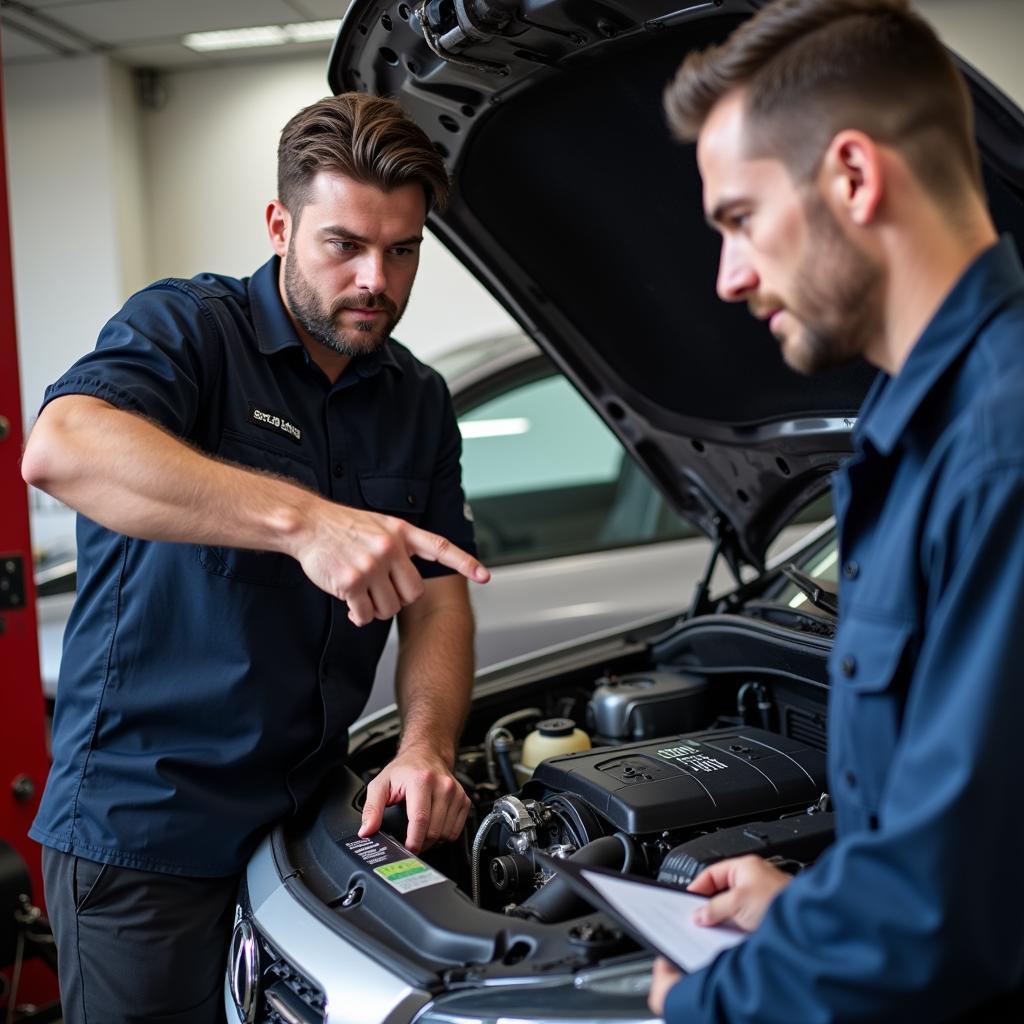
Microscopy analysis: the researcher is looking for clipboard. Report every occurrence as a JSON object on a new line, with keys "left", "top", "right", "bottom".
{"left": 534, "top": 851, "right": 747, "bottom": 973}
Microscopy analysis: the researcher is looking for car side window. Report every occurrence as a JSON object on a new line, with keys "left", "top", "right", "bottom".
{"left": 458, "top": 372, "right": 697, "bottom": 564}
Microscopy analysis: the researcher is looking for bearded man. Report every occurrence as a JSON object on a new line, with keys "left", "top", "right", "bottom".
{"left": 22, "top": 93, "right": 489, "bottom": 1024}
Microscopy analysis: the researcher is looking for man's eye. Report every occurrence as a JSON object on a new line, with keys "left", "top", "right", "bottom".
{"left": 390, "top": 246, "right": 414, "bottom": 257}
{"left": 330, "top": 239, "right": 358, "bottom": 252}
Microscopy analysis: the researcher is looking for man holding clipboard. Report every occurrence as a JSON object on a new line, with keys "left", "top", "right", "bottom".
{"left": 648, "top": 0, "right": 1024, "bottom": 1020}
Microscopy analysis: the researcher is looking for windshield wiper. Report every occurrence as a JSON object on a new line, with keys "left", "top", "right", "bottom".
{"left": 781, "top": 564, "right": 839, "bottom": 617}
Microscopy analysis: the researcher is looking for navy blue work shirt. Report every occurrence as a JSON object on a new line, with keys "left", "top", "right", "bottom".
{"left": 29, "top": 257, "right": 476, "bottom": 877}
{"left": 666, "top": 237, "right": 1024, "bottom": 1021}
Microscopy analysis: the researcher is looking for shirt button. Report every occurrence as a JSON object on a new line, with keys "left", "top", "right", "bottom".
{"left": 332, "top": 463, "right": 345, "bottom": 478}
{"left": 843, "top": 560, "right": 859, "bottom": 580}
{"left": 406, "top": 494, "right": 416, "bottom": 506}
{"left": 844, "top": 769, "right": 858, "bottom": 788}
{"left": 841, "top": 655, "right": 857, "bottom": 677}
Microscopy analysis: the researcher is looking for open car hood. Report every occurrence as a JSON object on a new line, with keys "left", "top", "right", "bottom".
{"left": 328, "top": 0, "right": 1024, "bottom": 572}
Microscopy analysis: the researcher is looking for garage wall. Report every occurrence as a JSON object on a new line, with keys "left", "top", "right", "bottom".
{"left": 5, "top": 56, "right": 133, "bottom": 425}
{"left": 917, "top": 0, "right": 1023, "bottom": 106}
{"left": 4, "top": 55, "right": 151, "bottom": 551}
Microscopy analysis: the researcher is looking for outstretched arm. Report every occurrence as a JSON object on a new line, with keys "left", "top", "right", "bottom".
{"left": 22, "top": 395, "right": 489, "bottom": 625}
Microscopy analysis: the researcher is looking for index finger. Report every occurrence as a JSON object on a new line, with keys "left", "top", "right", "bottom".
{"left": 405, "top": 526, "right": 491, "bottom": 583}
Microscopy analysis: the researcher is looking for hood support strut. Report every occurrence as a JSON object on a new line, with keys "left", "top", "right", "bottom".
{"left": 688, "top": 531, "right": 731, "bottom": 619}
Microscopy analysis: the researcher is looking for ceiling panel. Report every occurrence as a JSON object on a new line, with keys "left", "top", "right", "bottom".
{"left": 12, "top": 2, "right": 101, "bottom": 8}
{"left": 112, "top": 37, "right": 331, "bottom": 70}
{"left": 36, "top": 0, "right": 307, "bottom": 45}
{"left": 8, "top": 1, "right": 84, "bottom": 9}
{"left": 291, "top": 0, "right": 352, "bottom": 20}
{"left": 1, "top": 23, "right": 63, "bottom": 61}
{"left": 3, "top": 0, "right": 349, "bottom": 67}
{"left": 107, "top": 41, "right": 206, "bottom": 69}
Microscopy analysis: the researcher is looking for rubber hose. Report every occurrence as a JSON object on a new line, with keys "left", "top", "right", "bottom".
{"left": 471, "top": 810, "right": 504, "bottom": 906}
{"left": 514, "top": 835, "right": 626, "bottom": 923}
{"left": 614, "top": 832, "right": 637, "bottom": 875}
{"left": 493, "top": 735, "right": 519, "bottom": 794}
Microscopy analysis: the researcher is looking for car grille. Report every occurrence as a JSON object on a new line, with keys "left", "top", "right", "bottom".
{"left": 254, "top": 931, "right": 326, "bottom": 1024}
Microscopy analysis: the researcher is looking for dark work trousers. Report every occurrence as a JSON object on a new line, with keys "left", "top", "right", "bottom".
{"left": 42, "top": 847, "right": 240, "bottom": 1024}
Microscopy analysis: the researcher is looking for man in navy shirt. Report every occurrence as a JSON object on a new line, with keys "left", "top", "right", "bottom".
{"left": 648, "top": 0, "right": 1024, "bottom": 1020}
{"left": 22, "top": 93, "right": 490, "bottom": 1023}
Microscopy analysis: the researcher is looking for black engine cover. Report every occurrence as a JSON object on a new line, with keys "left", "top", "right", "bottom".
{"left": 530, "top": 726, "right": 827, "bottom": 836}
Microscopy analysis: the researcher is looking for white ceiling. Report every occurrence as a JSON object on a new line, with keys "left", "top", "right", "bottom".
{"left": 0, "top": 0, "right": 350, "bottom": 69}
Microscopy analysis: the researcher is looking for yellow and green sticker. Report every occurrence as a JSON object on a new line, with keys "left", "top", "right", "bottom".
{"left": 374, "top": 857, "right": 445, "bottom": 893}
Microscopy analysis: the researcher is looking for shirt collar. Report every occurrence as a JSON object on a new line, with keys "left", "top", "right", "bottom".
{"left": 247, "top": 256, "right": 405, "bottom": 378}
{"left": 856, "top": 235, "right": 1024, "bottom": 456}
{"left": 249, "top": 257, "right": 302, "bottom": 355}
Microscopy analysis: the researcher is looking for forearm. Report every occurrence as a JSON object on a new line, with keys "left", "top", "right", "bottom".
{"left": 394, "top": 587, "right": 475, "bottom": 766}
{"left": 22, "top": 395, "right": 316, "bottom": 554}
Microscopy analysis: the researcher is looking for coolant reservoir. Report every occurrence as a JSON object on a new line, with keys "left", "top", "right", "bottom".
{"left": 521, "top": 718, "right": 591, "bottom": 770}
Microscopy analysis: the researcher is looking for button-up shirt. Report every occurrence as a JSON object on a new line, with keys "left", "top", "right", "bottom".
{"left": 30, "top": 257, "right": 475, "bottom": 876}
{"left": 666, "top": 237, "right": 1024, "bottom": 1021}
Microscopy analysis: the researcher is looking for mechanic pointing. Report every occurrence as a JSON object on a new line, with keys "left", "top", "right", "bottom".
{"left": 22, "top": 94, "right": 489, "bottom": 1024}
{"left": 649, "top": 0, "right": 1024, "bottom": 1020}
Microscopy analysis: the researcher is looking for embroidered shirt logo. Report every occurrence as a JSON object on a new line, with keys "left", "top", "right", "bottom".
{"left": 247, "top": 403, "right": 302, "bottom": 444}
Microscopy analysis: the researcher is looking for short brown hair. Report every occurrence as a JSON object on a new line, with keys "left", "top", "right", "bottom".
{"left": 664, "top": 0, "right": 982, "bottom": 202}
{"left": 277, "top": 93, "right": 450, "bottom": 216}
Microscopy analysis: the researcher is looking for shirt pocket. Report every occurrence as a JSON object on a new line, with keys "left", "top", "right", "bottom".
{"left": 829, "top": 612, "right": 914, "bottom": 819}
{"left": 357, "top": 472, "right": 431, "bottom": 524}
{"left": 198, "top": 431, "right": 319, "bottom": 587}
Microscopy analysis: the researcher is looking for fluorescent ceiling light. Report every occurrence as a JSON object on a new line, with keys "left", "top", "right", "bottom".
{"left": 286, "top": 20, "right": 344, "bottom": 44}
{"left": 459, "top": 418, "right": 531, "bottom": 440}
{"left": 184, "top": 20, "right": 341, "bottom": 53}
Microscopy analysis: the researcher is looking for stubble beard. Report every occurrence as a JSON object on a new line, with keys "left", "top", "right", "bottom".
{"left": 763, "top": 193, "right": 884, "bottom": 375}
{"left": 283, "top": 241, "right": 404, "bottom": 358}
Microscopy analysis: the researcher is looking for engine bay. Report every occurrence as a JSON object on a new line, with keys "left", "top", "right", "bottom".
{"left": 449, "top": 685, "right": 832, "bottom": 918}
{"left": 280, "top": 611, "right": 837, "bottom": 984}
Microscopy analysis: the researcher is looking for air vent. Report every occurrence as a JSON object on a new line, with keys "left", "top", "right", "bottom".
{"left": 784, "top": 705, "right": 827, "bottom": 752}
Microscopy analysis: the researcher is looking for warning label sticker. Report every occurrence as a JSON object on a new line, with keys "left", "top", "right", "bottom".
{"left": 341, "top": 833, "right": 446, "bottom": 894}
{"left": 373, "top": 858, "right": 446, "bottom": 893}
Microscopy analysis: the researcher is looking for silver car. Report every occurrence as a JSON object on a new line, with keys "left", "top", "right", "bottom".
{"left": 223, "top": 1, "right": 1024, "bottom": 1022}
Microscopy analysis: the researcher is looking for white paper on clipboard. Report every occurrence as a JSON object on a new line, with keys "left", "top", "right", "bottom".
{"left": 579, "top": 868, "right": 747, "bottom": 973}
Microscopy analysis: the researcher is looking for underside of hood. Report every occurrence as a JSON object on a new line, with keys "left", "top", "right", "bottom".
{"left": 328, "top": 0, "right": 1024, "bottom": 572}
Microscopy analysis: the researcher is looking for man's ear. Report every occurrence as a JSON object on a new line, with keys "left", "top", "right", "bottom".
{"left": 266, "top": 200, "right": 291, "bottom": 257}
{"left": 819, "top": 130, "right": 884, "bottom": 227}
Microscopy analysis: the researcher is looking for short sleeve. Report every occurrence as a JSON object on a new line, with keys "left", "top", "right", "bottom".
{"left": 41, "top": 281, "right": 222, "bottom": 439}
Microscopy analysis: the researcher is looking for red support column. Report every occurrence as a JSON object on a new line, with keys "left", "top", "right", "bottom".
{"left": 0, "top": 32, "right": 60, "bottom": 1013}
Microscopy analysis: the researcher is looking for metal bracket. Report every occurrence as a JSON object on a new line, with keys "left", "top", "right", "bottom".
{"left": 0, "top": 554, "right": 26, "bottom": 609}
